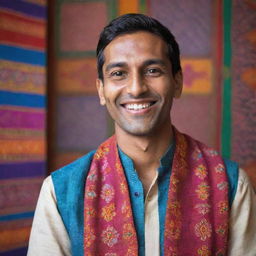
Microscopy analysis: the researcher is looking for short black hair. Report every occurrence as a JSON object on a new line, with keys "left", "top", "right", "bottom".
{"left": 96, "top": 13, "right": 181, "bottom": 80}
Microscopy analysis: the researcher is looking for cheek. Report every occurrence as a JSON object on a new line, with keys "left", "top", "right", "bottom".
{"left": 103, "top": 84, "right": 123, "bottom": 103}
{"left": 103, "top": 90, "right": 118, "bottom": 108}
{"left": 151, "top": 79, "right": 174, "bottom": 97}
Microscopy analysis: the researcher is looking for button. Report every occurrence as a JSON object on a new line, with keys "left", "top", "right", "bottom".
{"left": 134, "top": 192, "right": 140, "bottom": 197}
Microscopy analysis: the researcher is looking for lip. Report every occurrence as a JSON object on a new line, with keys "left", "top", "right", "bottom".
{"left": 119, "top": 97, "right": 157, "bottom": 104}
{"left": 120, "top": 100, "right": 157, "bottom": 114}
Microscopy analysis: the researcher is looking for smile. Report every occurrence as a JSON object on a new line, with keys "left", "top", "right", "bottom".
{"left": 122, "top": 102, "right": 156, "bottom": 111}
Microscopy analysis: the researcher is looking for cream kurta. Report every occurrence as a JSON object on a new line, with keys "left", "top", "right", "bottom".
{"left": 28, "top": 168, "right": 256, "bottom": 256}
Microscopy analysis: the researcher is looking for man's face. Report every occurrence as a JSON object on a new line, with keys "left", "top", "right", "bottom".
{"left": 97, "top": 31, "right": 182, "bottom": 136}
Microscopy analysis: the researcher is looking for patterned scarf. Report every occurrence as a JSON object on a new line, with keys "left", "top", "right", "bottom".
{"left": 84, "top": 130, "right": 229, "bottom": 255}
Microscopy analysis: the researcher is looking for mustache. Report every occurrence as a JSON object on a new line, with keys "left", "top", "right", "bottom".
{"left": 117, "top": 91, "right": 160, "bottom": 102}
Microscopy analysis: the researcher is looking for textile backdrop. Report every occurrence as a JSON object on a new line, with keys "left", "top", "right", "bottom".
{"left": 51, "top": 0, "right": 256, "bottom": 184}
{"left": 0, "top": 0, "right": 47, "bottom": 255}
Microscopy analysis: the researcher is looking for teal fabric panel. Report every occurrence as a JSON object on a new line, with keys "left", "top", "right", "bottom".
{"left": 223, "top": 158, "right": 239, "bottom": 206}
{"left": 118, "top": 148, "right": 145, "bottom": 256}
{"left": 157, "top": 143, "right": 175, "bottom": 256}
{"left": 51, "top": 151, "right": 95, "bottom": 256}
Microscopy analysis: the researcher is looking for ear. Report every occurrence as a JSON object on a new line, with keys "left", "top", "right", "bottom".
{"left": 96, "top": 78, "right": 106, "bottom": 105}
{"left": 173, "top": 70, "right": 183, "bottom": 98}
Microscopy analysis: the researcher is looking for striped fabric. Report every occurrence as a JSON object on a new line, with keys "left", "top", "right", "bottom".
{"left": 0, "top": 0, "right": 47, "bottom": 255}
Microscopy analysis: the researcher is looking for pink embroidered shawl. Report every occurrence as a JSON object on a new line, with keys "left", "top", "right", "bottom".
{"left": 84, "top": 130, "right": 229, "bottom": 255}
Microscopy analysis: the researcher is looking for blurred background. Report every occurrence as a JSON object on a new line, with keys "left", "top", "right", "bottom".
{"left": 0, "top": 0, "right": 255, "bottom": 255}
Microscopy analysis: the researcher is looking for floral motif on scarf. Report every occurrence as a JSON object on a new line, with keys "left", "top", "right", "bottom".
{"left": 84, "top": 130, "right": 229, "bottom": 255}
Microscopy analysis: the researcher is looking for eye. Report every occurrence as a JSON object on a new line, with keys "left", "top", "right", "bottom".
{"left": 112, "top": 71, "right": 123, "bottom": 76}
{"left": 108, "top": 70, "right": 127, "bottom": 81}
{"left": 145, "top": 68, "right": 162, "bottom": 77}
{"left": 110, "top": 70, "right": 126, "bottom": 78}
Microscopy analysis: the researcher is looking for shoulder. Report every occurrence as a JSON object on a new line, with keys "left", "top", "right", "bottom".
{"left": 40, "top": 175, "right": 56, "bottom": 199}
{"left": 223, "top": 159, "right": 239, "bottom": 206}
{"left": 28, "top": 175, "right": 72, "bottom": 256}
{"left": 51, "top": 150, "right": 95, "bottom": 201}
{"left": 236, "top": 168, "right": 255, "bottom": 195}
{"left": 223, "top": 160, "right": 255, "bottom": 207}
{"left": 51, "top": 150, "right": 95, "bottom": 181}
{"left": 228, "top": 168, "right": 256, "bottom": 255}
{"left": 49, "top": 151, "right": 96, "bottom": 256}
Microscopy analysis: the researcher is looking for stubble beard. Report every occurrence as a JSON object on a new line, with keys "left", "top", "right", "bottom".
{"left": 114, "top": 108, "right": 172, "bottom": 137}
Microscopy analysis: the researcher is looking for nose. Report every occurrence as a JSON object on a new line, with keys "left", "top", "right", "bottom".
{"left": 126, "top": 72, "right": 148, "bottom": 97}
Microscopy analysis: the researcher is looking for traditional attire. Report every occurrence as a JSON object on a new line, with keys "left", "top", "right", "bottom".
{"left": 28, "top": 131, "right": 256, "bottom": 256}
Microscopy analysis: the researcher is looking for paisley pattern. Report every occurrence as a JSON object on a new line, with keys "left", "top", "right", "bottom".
{"left": 101, "top": 203, "right": 116, "bottom": 222}
{"left": 195, "top": 203, "right": 211, "bottom": 215}
{"left": 164, "top": 131, "right": 229, "bottom": 255}
{"left": 84, "top": 130, "right": 229, "bottom": 255}
{"left": 196, "top": 182, "right": 210, "bottom": 200}
{"left": 84, "top": 137, "right": 138, "bottom": 255}
{"left": 195, "top": 164, "right": 207, "bottom": 179}
{"left": 194, "top": 218, "right": 212, "bottom": 241}
{"left": 197, "top": 245, "right": 210, "bottom": 256}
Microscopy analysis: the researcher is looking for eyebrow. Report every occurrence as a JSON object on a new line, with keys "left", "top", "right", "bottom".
{"left": 142, "top": 59, "right": 166, "bottom": 67}
{"left": 104, "top": 59, "right": 167, "bottom": 73}
{"left": 105, "top": 62, "right": 127, "bottom": 72}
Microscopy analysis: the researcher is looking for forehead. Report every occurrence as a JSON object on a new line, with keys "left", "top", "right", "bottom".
{"left": 103, "top": 31, "right": 169, "bottom": 65}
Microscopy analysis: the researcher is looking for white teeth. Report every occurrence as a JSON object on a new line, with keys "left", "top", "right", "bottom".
{"left": 126, "top": 103, "right": 151, "bottom": 110}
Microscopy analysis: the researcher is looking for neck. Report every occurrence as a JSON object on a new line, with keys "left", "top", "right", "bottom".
{"left": 115, "top": 123, "right": 174, "bottom": 184}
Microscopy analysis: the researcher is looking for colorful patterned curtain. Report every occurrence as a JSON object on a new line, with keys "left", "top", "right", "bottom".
{"left": 51, "top": 0, "right": 256, "bottom": 180}
{"left": 0, "top": 0, "right": 47, "bottom": 255}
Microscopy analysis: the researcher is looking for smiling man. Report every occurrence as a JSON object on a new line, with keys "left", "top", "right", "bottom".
{"left": 28, "top": 14, "right": 256, "bottom": 256}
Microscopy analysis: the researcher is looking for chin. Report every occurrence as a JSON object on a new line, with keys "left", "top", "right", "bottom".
{"left": 118, "top": 123, "right": 158, "bottom": 137}
{"left": 126, "top": 130, "right": 153, "bottom": 137}
{"left": 115, "top": 115, "right": 170, "bottom": 137}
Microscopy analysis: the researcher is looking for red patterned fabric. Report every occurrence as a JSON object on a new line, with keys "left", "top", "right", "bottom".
{"left": 84, "top": 130, "right": 229, "bottom": 255}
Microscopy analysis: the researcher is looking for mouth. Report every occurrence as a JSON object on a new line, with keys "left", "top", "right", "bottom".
{"left": 121, "top": 101, "right": 156, "bottom": 111}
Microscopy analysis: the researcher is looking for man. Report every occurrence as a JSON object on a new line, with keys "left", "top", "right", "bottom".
{"left": 28, "top": 14, "right": 256, "bottom": 256}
